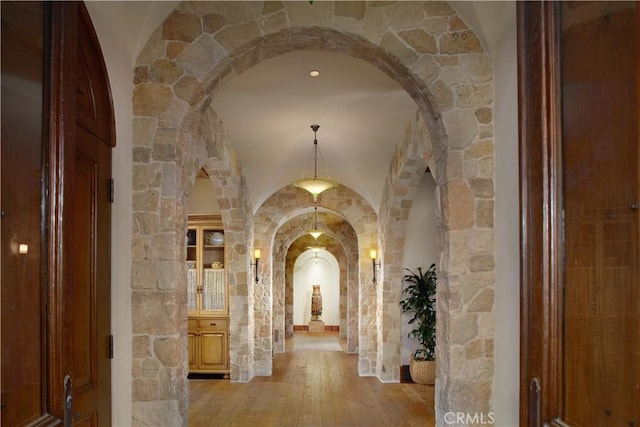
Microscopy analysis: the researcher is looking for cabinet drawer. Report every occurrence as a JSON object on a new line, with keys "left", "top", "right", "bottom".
{"left": 188, "top": 319, "right": 198, "bottom": 331}
{"left": 198, "top": 318, "right": 228, "bottom": 331}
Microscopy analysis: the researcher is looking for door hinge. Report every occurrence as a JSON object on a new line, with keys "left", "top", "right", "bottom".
{"left": 108, "top": 334, "right": 114, "bottom": 359}
{"left": 109, "top": 178, "right": 114, "bottom": 203}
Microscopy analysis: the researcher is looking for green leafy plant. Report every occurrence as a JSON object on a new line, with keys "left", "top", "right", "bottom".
{"left": 400, "top": 263, "right": 437, "bottom": 361}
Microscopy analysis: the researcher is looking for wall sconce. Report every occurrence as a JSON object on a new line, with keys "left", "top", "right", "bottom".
{"left": 370, "top": 249, "right": 381, "bottom": 284}
{"left": 19, "top": 244, "right": 29, "bottom": 255}
{"left": 251, "top": 249, "right": 261, "bottom": 283}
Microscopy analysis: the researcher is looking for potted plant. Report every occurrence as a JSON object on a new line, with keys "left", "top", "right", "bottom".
{"left": 400, "top": 263, "right": 437, "bottom": 385}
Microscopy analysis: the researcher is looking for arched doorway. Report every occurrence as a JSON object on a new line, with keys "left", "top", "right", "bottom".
{"left": 131, "top": 2, "right": 496, "bottom": 424}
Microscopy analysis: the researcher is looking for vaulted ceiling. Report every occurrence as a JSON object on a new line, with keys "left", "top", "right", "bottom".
{"left": 107, "top": 1, "right": 512, "bottom": 211}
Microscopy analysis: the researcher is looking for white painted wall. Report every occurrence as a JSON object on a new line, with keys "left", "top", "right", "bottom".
{"left": 187, "top": 177, "right": 220, "bottom": 215}
{"left": 400, "top": 173, "right": 438, "bottom": 365}
{"left": 492, "top": 2, "right": 520, "bottom": 426}
{"left": 85, "top": 2, "right": 520, "bottom": 425}
{"left": 293, "top": 249, "right": 340, "bottom": 326}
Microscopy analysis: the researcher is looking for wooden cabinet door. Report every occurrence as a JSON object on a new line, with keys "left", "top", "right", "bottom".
{"left": 188, "top": 332, "right": 198, "bottom": 371}
{"left": 199, "top": 331, "right": 228, "bottom": 371}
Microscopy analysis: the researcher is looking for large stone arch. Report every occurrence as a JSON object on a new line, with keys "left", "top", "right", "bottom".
{"left": 131, "top": 1, "right": 495, "bottom": 425}
{"left": 254, "top": 184, "right": 377, "bottom": 374}
{"left": 273, "top": 210, "right": 359, "bottom": 354}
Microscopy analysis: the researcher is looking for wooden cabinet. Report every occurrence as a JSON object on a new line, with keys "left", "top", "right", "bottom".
{"left": 187, "top": 215, "right": 229, "bottom": 377}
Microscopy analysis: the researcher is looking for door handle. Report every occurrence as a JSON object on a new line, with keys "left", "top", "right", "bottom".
{"left": 63, "top": 374, "right": 73, "bottom": 427}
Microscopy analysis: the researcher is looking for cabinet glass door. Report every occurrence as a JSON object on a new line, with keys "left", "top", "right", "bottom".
{"left": 201, "top": 228, "right": 226, "bottom": 313}
{"left": 186, "top": 227, "right": 197, "bottom": 312}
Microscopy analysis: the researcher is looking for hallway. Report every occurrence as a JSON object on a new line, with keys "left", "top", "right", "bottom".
{"left": 189, "top": 332, "right": 435, "bottom": 426}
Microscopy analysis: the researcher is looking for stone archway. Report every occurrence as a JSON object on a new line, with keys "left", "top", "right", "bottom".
{"left": 131, "top": 2, "right": 495, "bottom": 425}
{"left": 273, "top": 209, "right": 359, "bottom": 354}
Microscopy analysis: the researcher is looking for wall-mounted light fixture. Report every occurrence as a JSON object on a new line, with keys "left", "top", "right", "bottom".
{"left": 19, "top": 244, "right": 29, "bottom": 255}
{"left": 251, "top": 249, "right": 261, "bottom": 283}
{"left": 370, "top": 249, "right": 381, "bottom": 284}
{"left": 292, "top": 124, "right": 337, "bottom": 201}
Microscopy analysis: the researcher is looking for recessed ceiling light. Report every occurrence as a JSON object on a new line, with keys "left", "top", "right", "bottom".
{"left": 309, "top": 70, "right": 320, "bottom": 77}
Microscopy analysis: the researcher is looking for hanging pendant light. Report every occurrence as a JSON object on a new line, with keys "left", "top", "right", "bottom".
{"left": 292, "top": 124, "right": 337, "bottom": 201}
{"left": 307, "top": 206, "right": 325, "bottom": 239}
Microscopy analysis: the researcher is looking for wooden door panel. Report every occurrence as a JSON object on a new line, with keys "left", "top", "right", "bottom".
{"left": 199, "top": 332, "right": 227, "bottom": 370}
{"left": 73, "top": 151, "right": 98, "bottom": 393}
{"left": 188, "top": 332, "right": 198, "bottom": 370}
{"left": 519, "top": 2, "right": 640, "bottom": 425}
{"left": 73, "top": 119, "right": 111, "bottom": 426}
{"left": 0, "top": 2, "right": 46, "bottom": 424}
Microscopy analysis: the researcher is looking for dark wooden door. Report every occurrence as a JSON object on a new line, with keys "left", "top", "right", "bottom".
{"left": 1, "top": 2, "right": 48, "bottom": 424}
{"left": 71, "top": 4, "right": 114, "bottom": 425}
{"left": 519, "top": 2, "right": 640, "bottom": 425}
{"left": 1, "top": 2, "right": 114, "bottom": 425}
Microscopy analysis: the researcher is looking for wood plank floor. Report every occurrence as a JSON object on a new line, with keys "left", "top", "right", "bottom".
{"left": 189, "top": 332, "right": 435, "bottom": 427}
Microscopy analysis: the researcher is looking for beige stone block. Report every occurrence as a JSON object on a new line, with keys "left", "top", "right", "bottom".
{"left": 439, "top": 30, "right": 483, "bottom": 54}
{"left": 133, "top": 117, "right": 156, "bottom": 147}
{"left": 478, "top": 156, "right": 494, "bottom": 179}
{"left": 434, "top": 55, "right": 459, "bottom": 66}
{"left": 451, "top": 314, "right": 478, "bottom": 345}
{"left": 261, "top": 10, "right": 288, "bottom": 34}
{"left": 464, "top": 139, "right": 494, "bottom": 160}
{"left": 449, "top": 15, "right": 468, "bottom": 31}
{"left": 476, "top": 199, "right": 494, "bottom": 228}
{"left": 154, "top": 336, "right": 183, "bottom": 368}
{"left": 174, "top": 76, "right": 204, "bottom": 106}
{"left": 385, "top": 2, "right": 425, "bottom": 28}
{"left": 150, "top": 59, "right": 182, "bottom": 84}
{"left": 399, "top": 29, "right": 437, "bottom": 54}
{"left": 206, "top": 1, "right": 262, "bottom": 24}
{"left": 475, "top": 108, "right": 492, "bottom": 124}
{"left": 133, "top": 213, "right": 160, "bottom": 235}
{"left": 262, "top": 1, "right": 284, "bottom": 15}
{"left": 175, "top": 35, "right": 227, "bottom": 81}
{"left": 424, "top": 1, "right": 455, "bottom": 17}
{"left": 133, "top": 164, "right": 161, "bottom": 191}
{"left": 335, "top": 1, "right": 365, "bottom": 19}
{"left": 202, "top": 13, "right": 226, "bottom": 34}
{"left": 133, "top": 190, "right": 160, "bottom": 213}
{"left": 133, "top": 147, "right": 151, "bottom": 164}
{"left": 132, "top": 378, "right": 160, "bottom": 401}
{"left": 455, "top": 83, "right": 493, "bottom": 108}
{"left": 467, "top": 288, "right": 494, "bottom": 313}
{"left": 166, "top": 41, "right": 188, "bottom": 59}
{"left": 380, "top": 32, "right": 418, "bottom": 66}
{"left": 463, "top": 158, "right": 478, "bottom": 178}
{"left": 134, "top": 84, "right": 173, "bottom": 117}
{"left": 443, "top": 180, "right": 474, "bottom": 230}
{"left": 469, "top": 177, "right": 494, "bottom": 198}
{"left": 163, "top": 11, "right": 202, "bottom": 42}
{"left": 461, "top": 54, "right": 492, "bottom": 83}
{"left": 132, "top": 401, "right": 182, "bottom": 427}
{"left": 215, "top": 21, "right": 261, "bottom": 53}
{"left": 424, "top": 16, "right": 449, "bottom": 35}
{"left": 468, "top": 229, "right": 494, "bottom": 255}
{"left": 134, "top": 66, "right": 149, "bottom": 85}
{"left": 465, "top": 339, "right": 484, "bottom": 360}
{"left": 140, "top": 357, "right": 161, "bottom": 378}
{"left": 361, "top": 7, "right": 386, "bottom": 44}
{"left": 133, "top": 335, "right": 152, "bottom": 358}
{"left": 442, "top": 109, "right": 478, "bottom": 150}
{"left": 430, "top": 78, "right": 454, "bottom": 112}
{"left": 469, "top": 254, "right": 495, "bottom": 273}
{"left": 132, "top": 291, "right": 179, "bottom": 335}
{"left": 136, "top": 26, "right": 166, "bottom": 67}
{"left": 285, "top": 1, "right": 332, "bottom": 27}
